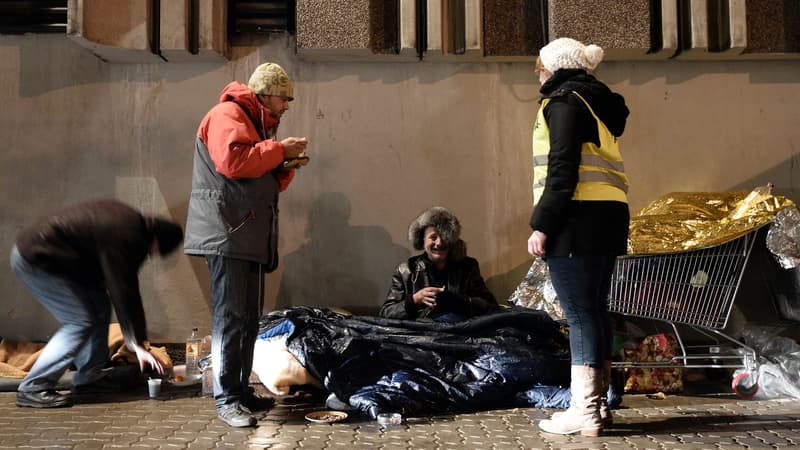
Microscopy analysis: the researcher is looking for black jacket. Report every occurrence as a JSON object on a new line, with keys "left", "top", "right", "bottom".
{"left": 16, "top": 200, "right": 157, "bottom": 348}
{"left": 379, "top": 253, "right": 498, "bottom": 320}
{"left": 530, "top": 69, "right": 630, "bottom": 257}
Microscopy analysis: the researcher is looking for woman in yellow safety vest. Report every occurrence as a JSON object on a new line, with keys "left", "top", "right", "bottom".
{"left": 527, "top": 38, "right": 630, "bottom": 437}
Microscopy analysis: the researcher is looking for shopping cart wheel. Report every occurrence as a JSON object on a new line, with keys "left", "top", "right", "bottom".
{"left": 731, "top": 372, "right": 758, "bottom": 399}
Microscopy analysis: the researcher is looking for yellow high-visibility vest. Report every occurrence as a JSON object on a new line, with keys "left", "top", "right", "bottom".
{"left": 532, "top": 91, "right": 629, "bottom": 205}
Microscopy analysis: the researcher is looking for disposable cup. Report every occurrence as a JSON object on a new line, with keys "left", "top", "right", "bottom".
{"left": 377, "top": 412, "right": 402, "bottom": 425}
{"left": 147, "top": 378, "right": 162, "bottom": 399}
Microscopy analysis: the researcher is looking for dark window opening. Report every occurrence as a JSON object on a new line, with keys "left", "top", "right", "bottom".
{"left": 228, "top": 0, "right": 296, "bottom": 35}
{"left": 0, "top": 0, "right": 68, "bottom": 34}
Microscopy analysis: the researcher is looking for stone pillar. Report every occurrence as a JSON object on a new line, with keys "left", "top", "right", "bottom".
{"left": 159, "top": 0, "right": 190, "bottom": 61}
{"left": 425, "top": 0, "right": 481, "bottom": 61}
{"left": 657, "top": 0, "right": 680, "bottom": 59}
{"left": 677, "top": 0, "right": 747, "bottom": 59}
{"left": 196, "top": 0, "right": 227, "bottom": 61}
{"left": 399, "top": 0, "right": 418, "bottom": 59}
{"left": 424, "top": 0, "right": 443, "bottom": 59}
{"left": 464, "top": 0, "right": 482, "bottom": 59}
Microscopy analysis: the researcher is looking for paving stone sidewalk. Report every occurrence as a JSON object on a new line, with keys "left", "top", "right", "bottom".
{"left": 1, "top": 384, "right": 798, "bottom": 449}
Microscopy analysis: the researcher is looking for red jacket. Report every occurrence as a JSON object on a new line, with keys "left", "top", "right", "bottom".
{"left": 198, "top": 81, "right": 294, "bottom": 191}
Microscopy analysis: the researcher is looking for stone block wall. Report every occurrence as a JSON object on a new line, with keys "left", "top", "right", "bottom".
{"left": 483, "top": 0, "right": 544, "bottom": 60}
{"left": 295, "top": 0, "right": 798, "bottom": 61}
{"left": 64, "top": 0, "right": 800, "bottom": 63}
{"left": 547, "top": 0, "right": 653, "bottom": 58}
{"left": 67, "top": 0, "right": 161, "bottom": 62}
{"left": 744, "top": 0, "right": 800, "bottom": 55}
{"left": 68, "top": 0, "right": 226, "bottom": 63}
{"left": 296, "top": 0, "right": 371, "bottom": 54}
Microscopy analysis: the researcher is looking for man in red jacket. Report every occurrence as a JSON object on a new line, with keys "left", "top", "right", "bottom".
{"left": 184, "top": 62, "right": 309, "bottom": 427}
{"left": 11, "top": 200, "right": 183, "bottom": 408}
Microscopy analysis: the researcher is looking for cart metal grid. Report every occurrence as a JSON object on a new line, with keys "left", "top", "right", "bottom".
{"left": 607, "top": 230, "right": 762, "bottom": 395}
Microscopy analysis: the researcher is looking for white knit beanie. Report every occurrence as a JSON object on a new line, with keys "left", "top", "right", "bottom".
{"left": 538, "top": 38, "right": 604, "bottom": 73}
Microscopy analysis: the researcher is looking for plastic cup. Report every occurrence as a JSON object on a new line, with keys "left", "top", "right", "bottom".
{"left": 147, "top": 378, "right": 162, "bottom": 399}
{"left": 377, "top": 412, "right": 402, "bottom": 426}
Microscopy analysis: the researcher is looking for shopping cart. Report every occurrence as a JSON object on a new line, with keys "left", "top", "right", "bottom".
{"left": 607, "top": 229, "right": 762, "bottom": 397}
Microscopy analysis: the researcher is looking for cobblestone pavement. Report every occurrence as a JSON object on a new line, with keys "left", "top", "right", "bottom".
{"left": 1, "top": 385, "right": 799, "bottom": 449}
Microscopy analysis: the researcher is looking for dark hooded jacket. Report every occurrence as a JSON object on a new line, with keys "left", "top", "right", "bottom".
{"left": 15, "top": 200, "right": 181, "bottom": 348}
{"left": 529, "top": 69, "right": 630, "bottom": 257}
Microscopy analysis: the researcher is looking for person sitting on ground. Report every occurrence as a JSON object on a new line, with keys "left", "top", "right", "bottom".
{"left": 10, "top": 199, "right": 183, "bottom": 408}
{"left": 379, "top": 206, "right": 499, "bottom": 322}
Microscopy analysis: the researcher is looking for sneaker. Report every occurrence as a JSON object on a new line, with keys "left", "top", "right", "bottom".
{"left": 241, "top": 394, "right": 275, "bottom": 412}
{"left": 218, "top": 405, "right": 256, "bottom": 428}
{"left": 16, "top": 390, "right": 72, "bottom": 408}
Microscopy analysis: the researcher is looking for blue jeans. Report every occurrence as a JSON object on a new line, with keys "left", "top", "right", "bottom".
{"left": 10, "top": 246, "right": 111, "bottom": 392}
{"left": 433, "top": 312, "right": 467, "bottom": 323}
{"left": 206, "top": 255, "right": 264, "bottom": 411}
{"left": 547, "top": 255, "right": 616, "bottom": 368}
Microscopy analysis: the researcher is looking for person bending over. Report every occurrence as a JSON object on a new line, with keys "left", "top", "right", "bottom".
{"left": 11, "top": 199, "right": 183, "bottom": 408}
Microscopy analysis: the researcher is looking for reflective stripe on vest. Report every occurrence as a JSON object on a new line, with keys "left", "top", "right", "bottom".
{"left": 532, "top": 91, "right": 629, "bottom": 205}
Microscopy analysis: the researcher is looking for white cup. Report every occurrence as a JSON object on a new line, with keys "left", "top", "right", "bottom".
{"left": 147, "top": 378, "right": 162, "bottom": 399}
{"left": 377, "top": 412, "right": 402, "bottom": 426}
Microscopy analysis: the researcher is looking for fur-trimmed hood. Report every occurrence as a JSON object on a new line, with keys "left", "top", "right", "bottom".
{"left": 408, "top": 206, "right": 466, "bottom": 261}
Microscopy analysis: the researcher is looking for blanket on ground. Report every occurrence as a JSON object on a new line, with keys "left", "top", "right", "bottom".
{"left": 0, "top": 339, "right": 44, "bottom": 378}
{"left": 0, "top": 324, "right": 172, "bottom": 379}
{"left": 257, "top": 306, "right": 589, "bottom": 419}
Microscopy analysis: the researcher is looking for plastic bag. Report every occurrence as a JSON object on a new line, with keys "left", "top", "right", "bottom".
{"left": 507, "top": 259, "right": 564, "bottom": 321}
{"left": 737, "top": 325, "right": 800, "bottom": 400}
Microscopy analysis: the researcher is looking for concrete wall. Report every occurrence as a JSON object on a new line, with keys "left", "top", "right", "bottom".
{"left": 2, "top": 33, "right": 799, "bottom": 342}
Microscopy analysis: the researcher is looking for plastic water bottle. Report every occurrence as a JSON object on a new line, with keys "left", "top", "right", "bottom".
{"left": 199, "top": 334, "right": 213, "bottom": 396}
{"left": 185, "top": 327, "right": 201, "bottom": 377}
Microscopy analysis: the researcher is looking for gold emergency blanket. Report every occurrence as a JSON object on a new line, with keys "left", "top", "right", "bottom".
{"left": 629, "top": 187, "right": 796, "bottom": 255}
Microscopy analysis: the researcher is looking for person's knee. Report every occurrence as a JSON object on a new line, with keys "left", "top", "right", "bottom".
{"left": 64, "top": 320, "right": 97, "bottom": 339}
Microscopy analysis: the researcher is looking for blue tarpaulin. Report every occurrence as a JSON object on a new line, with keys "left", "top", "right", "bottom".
{"left": 258, "top": 307, "right": 622, "bottom": 418}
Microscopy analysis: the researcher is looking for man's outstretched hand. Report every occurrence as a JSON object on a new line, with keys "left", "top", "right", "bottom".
{"left": 132, "top": 343, "right": 166, "bottom": 375}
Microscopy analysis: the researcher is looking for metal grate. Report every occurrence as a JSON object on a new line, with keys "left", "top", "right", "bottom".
{"left": 229, "top": 0, "right": 295, "bottom": 34}
{"left": 0, "top": 0, "right": 67, "bottom": 34}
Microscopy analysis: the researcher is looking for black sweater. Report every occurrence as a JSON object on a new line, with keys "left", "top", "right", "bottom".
{"left": 16, "top": 200, "right": 154, "bottom": 348}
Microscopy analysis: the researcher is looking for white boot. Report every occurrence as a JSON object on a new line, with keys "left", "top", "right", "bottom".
{"left": 599, "top": 360, "right": 613, "bottom": 427}
{"left": 550, "top": 361, "right": 613, "bottom": 427}
{"left": 539, "top": 365, "right": 603, "bottom": 436}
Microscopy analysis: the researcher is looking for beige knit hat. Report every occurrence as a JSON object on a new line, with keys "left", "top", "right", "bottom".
{"left": 248, "top": 62, "right": 294, "bottom": 101}
{"left": 538, "top": 38, "right": 604, "bottom": 73}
